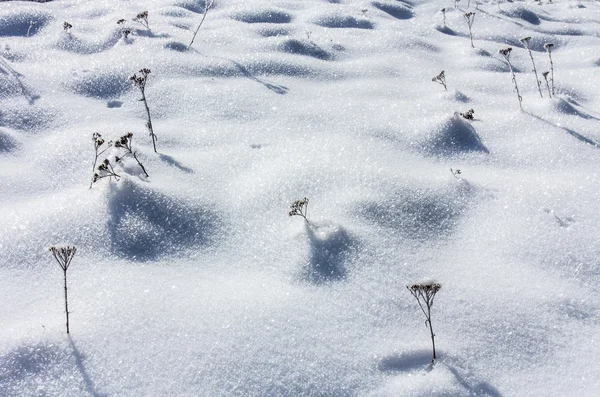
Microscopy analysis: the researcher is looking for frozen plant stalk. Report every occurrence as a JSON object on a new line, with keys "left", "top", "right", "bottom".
{"left": 520, "top": 37, "right": 543, "bottom": 98}
{"left": 499, "top": 47, "right": 523, "bottom": 111}
{"left": 114, "top": 132, "right": 149, "bottom": 177}
{"left": 407, "top": 281, "right": 442, "bottom": 362}
{"left": 49, "top": 246, "right": 77, "bottom": 334}
{"left": 544, "top": 43, "right": 555, "bottom": 96}
{"left": 464, "top": 12, "right": 475, "bottom": 48}
{"left": 130, "top": 68, "right": 157, "bottom": 153}
{"left": 189, "top": 0, "right": 215, "bottom": 49}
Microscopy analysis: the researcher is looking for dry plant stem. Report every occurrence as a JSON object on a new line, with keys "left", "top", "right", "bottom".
{"left": 132, "top": 151, "right": 149, "bottom": 177}
{"left": 546, "top": 47, "right": 555, "bottom": 96}
{"left": 464, "top": 12, "right": 476, "bottom": 48}
{"left": 522, "top": 39, "right": 543, "bottom": 98}
{"left": 49, "top": 246, "right": 77, "bottom": 334}
{"left": 500, "top": 48, "right": 523, "bottom": 111}
{"left": 141, "top": 88, "right": 156, "bottom": 153}
{"left": 189, "top": 0, "right": 215, "bottom": 50}
{"left": 407, "top": 283, "right": 441, "bottom": 362}
{"left": 543, "top": 72, "right": 552, "bottom": 98}
{"left": 90, "top": 134, "right": 110, "bottom": 188}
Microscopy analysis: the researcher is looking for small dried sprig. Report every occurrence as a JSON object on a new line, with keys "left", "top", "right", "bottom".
{"left": 542, "top": 71, "right": 552, "bottom": 98}
{"left": 27, "top": 20, "right": 37, "bottom": 37}
{"left": 460, "top": 108, "right": 474, "bottom": 120}
{"left": 450, "top": 168, "right": 462, "bottom": 179}
{"left": 90, "top": 133, "right": 112, "bottom": 188}
{"left": 114, "top": 132, "right": 149, "bottom": 177}
{"left": 520, "top": 36, "right": 543, "bottom": 98}
{"left": 441, "top": 8, "right": 446, "bottom": 26}
{"left": 407, "top": 282, "right": 442, "bottom": 363}
{"left": 117, "top": 19, "right": 126, "bottom": 25}
{"left": 463, "top": 12, "right": 476, "bottom": 48}
{"left": 499, "top": 47, "right": 523, "bottom": 111}
{"left": 361, "top": 9, "right": 368, "bottom": 16}
{"left": 49, "top": 245, "right": 77, "bottom": 334}
{"left": 122, "top": 28, "right": 131, "bottom": 39}
{"left": 133, "top": 11, "right": 149, "bottom": 29}
{"left": 432, "top": 70, "right": 447, "bottom": 91}
{"left": 189, "top": 0, "right": 215, "bottom": 49}
{"left": 130, "top": 68, "right": 157, "bottom": 152}
{"left": 544, "top": 43, "right": 555, "bottom": 96}
{"left": 63, "top": 22, "right": 72, "bottom": 32}
{"left": 93, "top": 158, "right": 121, "bottom": 183}
{"left": 289, "top": 197, "right": 310, "bottom": 224}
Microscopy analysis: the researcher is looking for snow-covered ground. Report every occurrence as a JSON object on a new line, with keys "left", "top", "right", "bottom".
{"left": 1, "top": 0, "right": 599, "bottom": 395}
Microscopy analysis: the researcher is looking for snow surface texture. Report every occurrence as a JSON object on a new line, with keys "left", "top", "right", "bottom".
{"left": 1, "top": 0, "right": 599, "bottom": 395}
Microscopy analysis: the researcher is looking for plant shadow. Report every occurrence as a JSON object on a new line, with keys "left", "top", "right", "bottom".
{"left": 69, "top": 337, "right": 107, "bottom": 397}
{"left": 227, "top": 58, "right": 289, "bottom": 95}
{"left": 158, "top": 153, "right": 194, "bottom": 173}
{"left": 525, "top": 111, "right": 600, "bottom": 148}
{"left": 378, "top": 351, "right": 504, "bottom": 397}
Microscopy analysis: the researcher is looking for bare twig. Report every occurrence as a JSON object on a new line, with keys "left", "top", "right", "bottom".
{"left": 189, "top": 0, "right": 215, "bottom": 50}
{"left": 130, "top": 68, "right": 157, "bottom": 153}
{"left": 49, "top": 246, "right": 77, "bottom": 334}
{"left": 520, "top": 37, "right": 543, "bottom": 98}
{"left": 499, "top": 47, "right": 523, "bottom": 111}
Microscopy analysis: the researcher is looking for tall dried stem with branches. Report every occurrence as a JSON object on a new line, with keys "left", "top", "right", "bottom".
{"left": 499, "top": 47, "right": 523, "bottom": 111}
{"left": 289, "top": 197, "right": 311, "bottom": 225}
{"left": 464, "top": 12, "right": 475, "bottom": 48}
{"left": 49, "top": 246, "right": 77, "bottom": 334}
{"left": 407, "top": 281, "right": 442, "bottom": 363}
{"left": 520, "top": 37, "right": 543, "bottom": 98}
{"left": 130, "top": 68, "right": 157, "bottom": 153}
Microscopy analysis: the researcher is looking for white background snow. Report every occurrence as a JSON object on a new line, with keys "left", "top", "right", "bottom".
{"left": 0, "top": 0, "right": 599, "bottom": 395}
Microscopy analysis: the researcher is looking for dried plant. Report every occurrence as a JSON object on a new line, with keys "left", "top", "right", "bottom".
{"left": 544, "top": 43, "right": 555, "bottom": 96}
{"left": 407, "top": 281, "right": 442, "bottom": 363}
{"left": 93, "top": 158, "right": 121, "bottom": 184}
{"left": 542, "top": 71, "right": 552, "bottom": 98}
{"left": 49, "top": 246, "right": 77, "bottom": 334}
{"left": 130, "top": 68, "right": 157, "bottom": 153}
{"left": 133, "top": 11, "right": 149, "bottom": 29}
{"left": 460, "top": 108, "right": 474, "bottom": 120}
{"left": 90, "top": 133, "right": 112, "bottom": 188}
{"left": 289, "top": 197, "right": 310, "bottom": 225}
{"left": 63, "top": 22, "right": 72, "bottom": 32}
{"left": 440, "top": 8, "right": 446, "bottom": 26}
{"left": 499, "top": 47, "right": 523, "bottom": 111}
{"left": 520, "top": 37, "right": 543, "bottom": 98}
{"left": 450, "top": 168, "right": 462, "bottom": 179}
{"left": 432, "top": 70, "right": 447, "bottom": 91}
{"left": 189, "top": 0, "right": 215, "bottom": 50}
{"left": 121, "top": 28, "right": 132, "bottom": 39}
{"left": 114, "top": 132, "right": 149, "bottom": 177}
{"left": 27, "top": 20, "right": 37, "bottom": 37}
{"left": 463, "top": 12, "right": 476, "bottom": 48}
{"left": 117, "top": 19, "right": 126, "bottom": 25}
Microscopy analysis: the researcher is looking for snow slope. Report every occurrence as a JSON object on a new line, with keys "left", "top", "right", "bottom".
{"left": 1, "top": 0, "right": 599, "bottom": 395}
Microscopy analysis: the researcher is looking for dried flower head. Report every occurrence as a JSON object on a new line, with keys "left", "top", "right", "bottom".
{"left": 432, "top": 70, "right": 447, "bottom": 91}
{"left": 133, "top": 11, "right": 149, "bottom": 29}
{"left": 520, "top": 36, "right": 532, "bottom": 44}
{"left": 544, "top": 43, "right": 554, "bottom": 50}
{"left": 117, "top": 19, "right": 126, "bottom": 25}
{"left": 499, "top": 47, "right": 512, "bottom": 57}
{"left": 460, "top": 108, "right": 475, "bottom": 120}
{"left": 289, "top": 197, "right": 310, "bottom": 223}
{"left": 63, "top": 22, "right": 72, "bottom": 31}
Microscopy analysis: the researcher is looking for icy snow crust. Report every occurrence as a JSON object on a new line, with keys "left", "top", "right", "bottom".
{"left": 1, "top": 0, "right": 599, "bottom": 395}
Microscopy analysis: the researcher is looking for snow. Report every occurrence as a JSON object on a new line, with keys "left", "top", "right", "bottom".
{"left": 1, "top": 0, "right": 599, "bottom": 395}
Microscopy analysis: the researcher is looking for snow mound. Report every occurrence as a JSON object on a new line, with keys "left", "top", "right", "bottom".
{"left": 106, "top": 179, "right": 223, "bottom": 261}
{"left": 0, "top": 8, "right": 52, "bottom": 37}
{"left": 231, "top": 9, "right": 293, "bottom": 24}
{"left": 68, "top": 68, "right": 131, "bottom": 100}
{"left": 302, "top": 221, "right": 358, "bottom": 284}
{"left": 312, "top": 14, "right": 375, "bottom": 29}
{"left": 419, "top": 114, "right": 488, "bottom": 157}
{"left": 356, "top": 180, "right": 477, "bottom": 241}
{"left": 0, "top": 128, "right": 19, "bottom": 153}
{"left": 500, "top": 6, "right": 541, "bottom": 26}
{"left": 279, "top": 39, "right": 334, "bottom": 61}
{"left": 372, "top": 1, "right": 414, "bottom": 20}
